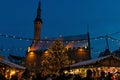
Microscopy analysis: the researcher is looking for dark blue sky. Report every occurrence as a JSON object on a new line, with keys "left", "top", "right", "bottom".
{"left": 0, "top": 0, "right": 120, "bottom": 58}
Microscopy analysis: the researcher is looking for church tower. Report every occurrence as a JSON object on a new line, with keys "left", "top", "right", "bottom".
{"left": 26, "top": 1, "right": 42, "bottom": 73}
{"left": 34, "top": 1, "right": 42, "bottom": 41}
{"left": 28, "top": 1, "right": 42, "bottom": 51}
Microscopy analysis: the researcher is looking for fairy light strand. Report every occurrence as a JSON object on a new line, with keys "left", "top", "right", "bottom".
{"left": 0, "top": 33, "right": 120, "bottom": 52}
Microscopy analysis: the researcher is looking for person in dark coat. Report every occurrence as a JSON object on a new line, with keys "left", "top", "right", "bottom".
{"left": 98, "top": 71, "right": 106, "bottom": 80}
{"left": 10, "top": 74, "right": 18, "bottom": 80}
{"left": 82, "top": 69, "right": 94, "bottom": 80}
{"left": 21, "top": 68, "right": 30, "bottom": 80}
{"left": 0, "top": 73, "right": 7, "bottom": 80}
{"left": 106, "top": 72, "right": 113, "bottom": 80}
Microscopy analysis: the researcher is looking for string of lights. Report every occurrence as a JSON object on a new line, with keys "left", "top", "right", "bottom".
{"left": 0, "top": 34, "right": 33, "bottom": 41}
{"left": 0, "top": 33, "right": 120, "bottom": 52}
{"left": 0, "top": 47, "right": 27, "bottom": 52}
{"left": 0, "top": 33, "right": 89, "bottom": 42}
{"left": 108, "top": 31, "right": 120, "bottom": 36}
{"left": 0, "top": 33, "right": 111, "bottom": 41}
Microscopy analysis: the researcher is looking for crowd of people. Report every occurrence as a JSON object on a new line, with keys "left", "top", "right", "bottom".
{"left": 0, "top": 69, "right": 120, "bottom": 80}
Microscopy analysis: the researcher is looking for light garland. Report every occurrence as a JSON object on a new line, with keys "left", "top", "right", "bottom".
{"left": 0, "top": 33, "right": 110, "bottom": 42}
{"left": 0, "top": 47, "right": 27, "bottom": 52}
{"left": 0, "top": 34, "right": 32, "bottom": 41}
{"left": 0, "top": 33, "right": 120, "bottom": 52}
{"left": 0, "top": 33, "right": 89, "bottom": 41}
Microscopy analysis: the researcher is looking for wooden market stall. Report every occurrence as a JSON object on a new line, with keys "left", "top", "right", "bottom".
{"left": 69, "top": 55, "right": 120, "bottom": 79}
{"left": 70, "top": 55, "right": 120, "bottom": 68}
{"left": 0, "top": 58, "right": 25, "bottom": 79}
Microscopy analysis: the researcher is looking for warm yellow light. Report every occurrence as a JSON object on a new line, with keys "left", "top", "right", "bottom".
{"left": 65, "top": 45, "right": 71, "bottom": 49}
{"left": 78, "top": 48, "right": 84, "bottom": 52}
{"left": 6, "top": 69, "right": 9, "bottom": 72}
{"left": 45, "top": 51, "right": 48, "bottom": 53}
{"left": 64, "top": 70, "right": 68, "bottom": 74}
{"left": 11, "top": 71, "right": 15, "bottom": 75}
{"left": 28, "top": 47, "right": 30, "bottom": 52}
{"left": 44, "top": 51, "right": 49, "bottom": 56}
{"left": 29, "top": 52, "right": 34, "bottom": 55}
{"left": 77, "top": 48, "right": 86, "bottom": 55}
{"left": 26, "top": 51, "right": 36, "bottom": 62}
{"left": 10, "top": 70, "right": 16, "bottom": 76}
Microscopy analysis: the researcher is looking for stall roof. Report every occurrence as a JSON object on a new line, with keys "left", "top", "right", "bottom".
{"left": 70, "top": 55, "right": 120, "bottom": 68}
{"left": 0, "top": 58, "right": 25, "bottom": 70}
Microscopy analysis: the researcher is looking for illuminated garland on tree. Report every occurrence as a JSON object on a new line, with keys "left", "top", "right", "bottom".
{"left": 40, "top": 40, "right": 70, "bottom": 76}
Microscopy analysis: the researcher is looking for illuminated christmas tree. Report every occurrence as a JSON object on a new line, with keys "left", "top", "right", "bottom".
{"left": 40, "top": 40, "right": 70, "bottom": 76}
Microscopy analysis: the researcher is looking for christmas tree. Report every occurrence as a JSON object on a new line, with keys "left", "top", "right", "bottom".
{"left": 40, "top": 39, "right": 70, "bottom": 76}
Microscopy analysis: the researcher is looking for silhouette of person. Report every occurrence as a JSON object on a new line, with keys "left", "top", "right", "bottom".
{"left": 10, "top": 74, "right": 18, "bottom": 80}
{"left": 21, "top": 68, "right": 30, "bottom": 80}
{"left": 0, "top": 73, "right": 7, "bottom": 80}
{"left": 98, "top": 71, "right": 106, "bottom": 80}
{"left": 106, "top": 72, "right": 113, "bottom": 80}
{"left": 82, "top": 69, "right": 94, "bottom": 80}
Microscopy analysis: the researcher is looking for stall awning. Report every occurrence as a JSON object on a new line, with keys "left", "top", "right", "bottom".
{"left": 70, "top": 55, "right": 120, "bottom": 68}
{"left": 0, "top": 58, "right": 25, "bottom": 70}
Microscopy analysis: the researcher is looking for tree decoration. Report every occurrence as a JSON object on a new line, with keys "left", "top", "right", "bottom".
{"left": 40, "top": 39, "right": 70, "bottom": 76}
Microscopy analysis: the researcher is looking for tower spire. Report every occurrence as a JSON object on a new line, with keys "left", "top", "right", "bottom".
{"left": 34, "top": 0, "right": 42, "bottom": 23}
{"left": 37, "top": 1, "right": 41, "bottom": 18}
{"left": 33, "top": 1, "right": 42, "bottom": 41}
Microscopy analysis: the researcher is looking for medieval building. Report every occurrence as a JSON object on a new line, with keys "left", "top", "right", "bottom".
{"left": 26, "top": 1, "right": 91, "bottom": 72}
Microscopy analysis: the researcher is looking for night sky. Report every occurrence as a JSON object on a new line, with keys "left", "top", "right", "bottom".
{"left": 0, "top": 0, "right": 120, "bottom": 58}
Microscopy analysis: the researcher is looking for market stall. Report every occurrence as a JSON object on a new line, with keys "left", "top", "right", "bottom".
{"left": 70, "top": 55, "right": 120, "bottom": 68}
{"left": 0, "top": 58, "right": 25, "bottom": 79}
{"left": 67, "top": 55, "right": 120, "bottom": 79}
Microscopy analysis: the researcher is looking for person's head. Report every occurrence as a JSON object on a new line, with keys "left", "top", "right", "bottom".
{"left": 108, "top": 72, "right": 113, "bottom": 77}
{"left": 101, "top": 71, "right": 105, "bottom": 76}
{"left": 86, "top": 69, "right": 92, "bottom": 76}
